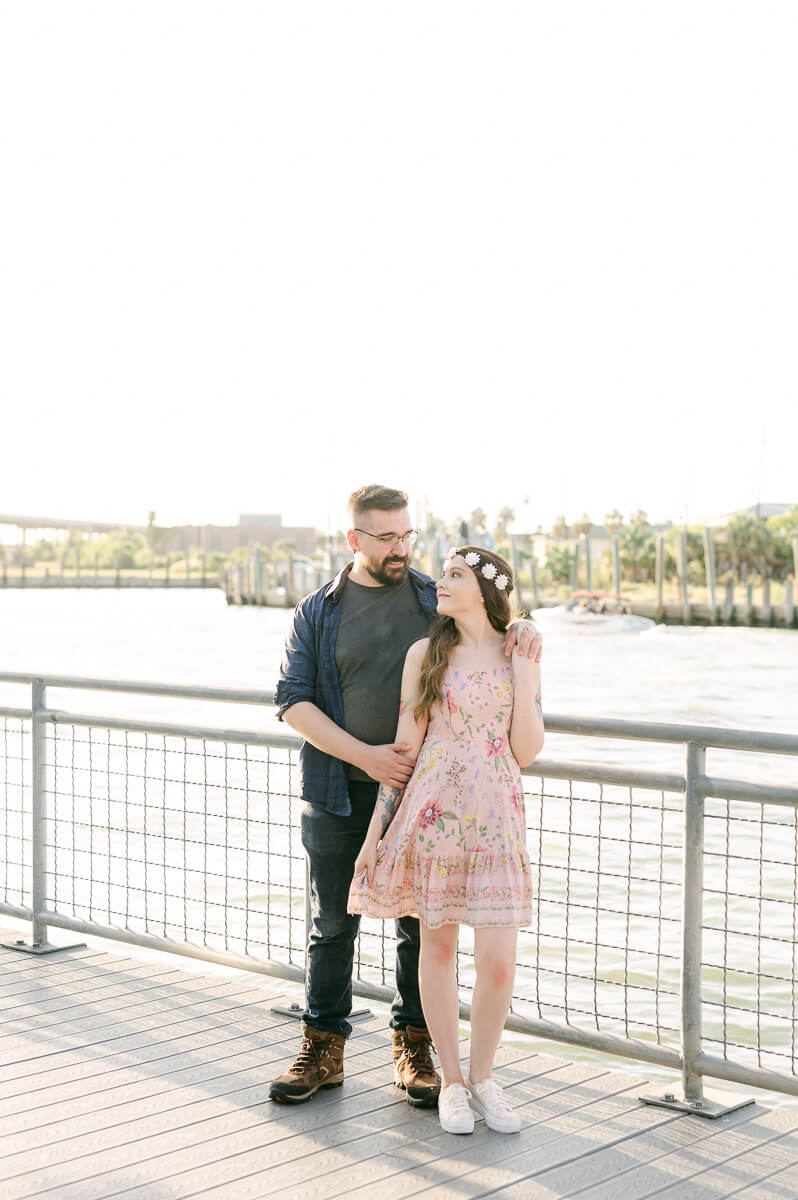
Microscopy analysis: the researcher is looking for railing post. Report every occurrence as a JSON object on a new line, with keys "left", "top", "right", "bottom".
{"left": 681, "top": 739, "right": 705, "bottom": 1103}
{"left": 642, "top": 737, "right": 754, "bottom": 1115}
{"left": 31, "top": 679, "right": 49, "bottom": 947}
{"left": 2, "top": 681, "right": 86, "bottom": 955}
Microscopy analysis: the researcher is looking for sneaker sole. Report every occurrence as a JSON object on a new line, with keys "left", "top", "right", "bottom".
{"left": 439, "top": 1115, "right": 475, "bottom": 1134}
{"left": 269, "top": 1076, "right": 344, "bottom": 1104}
{"left": 468, "top": 1096, "right": 521, "bottom": 1133}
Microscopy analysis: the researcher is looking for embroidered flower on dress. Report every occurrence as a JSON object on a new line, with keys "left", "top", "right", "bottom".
{"left": 419, "top": 801, "right": 443, "bottom": 829}
{"left": 464, "top": 551, "right": 481, "bottom": 567}
{"left": 481, "top": 561, "right": 497, "bottom": 580}
{"left": 487, "top": 734, "right": 506, "bottom": 758}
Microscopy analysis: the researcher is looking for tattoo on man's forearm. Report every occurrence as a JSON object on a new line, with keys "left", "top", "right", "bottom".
{"left": 376, "top": 784, "right": 404, "bottom": 835}
{"left": 535, "top": 689, "right": 543, "bottom": 718}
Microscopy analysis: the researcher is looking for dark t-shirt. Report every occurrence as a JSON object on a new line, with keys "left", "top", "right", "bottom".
{"left": 334, "top": 573, "right": 431, "bottom": 781}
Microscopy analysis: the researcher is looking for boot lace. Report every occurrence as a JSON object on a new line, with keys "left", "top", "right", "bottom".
{"left": 404, "top": 1033, "right": 436, "bottom": 1074}
{"left": 290, "top": 1036, "right": 322, "bottom": 1075}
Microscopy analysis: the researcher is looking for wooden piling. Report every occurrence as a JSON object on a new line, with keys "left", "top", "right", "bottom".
{"left": 677, "top": 532, "right": 690, "bottom": 623}
{"left": 510, "top": 535, "right": 521, "bottom": 594}
{"left": 253, "top": 545, "right": 263, "bottom": 604}
{"left": 761, "top": 577, "right": 772, "bottom": 625}
{"left": 703, "top": 527, "right": 718, "bottom": 623}
{"left": 786, "top": 578, "right": 795, "bottom": 627}
{"left": 612, "top": 535, "right": 621, "bottom": 597}
{"left": 743, "top": 581, "right": 754, "bottom": 625}
{"left": 722, "top": 577, "right": 735, "bottom": 623}
{"left": 529, "top": 554, "right": 540, "bottom": 610}
{"left": 655, "top": 535, "right": 665, "bottom": 620}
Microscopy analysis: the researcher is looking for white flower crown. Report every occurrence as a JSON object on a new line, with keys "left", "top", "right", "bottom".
{"left": 445, "top": 547, "right": 510, "bottom": 591}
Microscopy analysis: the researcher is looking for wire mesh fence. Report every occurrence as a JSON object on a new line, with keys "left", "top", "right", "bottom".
{"left": 2, "top": 676, "right": 798, "bottom": 1099}
{"left": 701, "top": 795, "right": 798, "bottom": 1078}
{"left": 0, "top": 715, "right": 31, "bottom": 912}
{"left": 43, "top": 724, "right": 307, "bottom": 970}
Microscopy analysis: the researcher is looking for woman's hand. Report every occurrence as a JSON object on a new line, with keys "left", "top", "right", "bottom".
{"left": 353, "top": 839, "right": 378, "bottom": 886}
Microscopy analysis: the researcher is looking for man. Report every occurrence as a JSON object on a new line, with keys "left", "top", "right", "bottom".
{"left": 270, "top": 484, "right": 538, "bottom": 1106}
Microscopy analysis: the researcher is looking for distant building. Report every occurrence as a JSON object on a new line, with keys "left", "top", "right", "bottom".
{"left": 162, "top": 515, "right": 317, "bottom": 555}
{"left": 701, "top": 503, "right": 797, "bottom": 527}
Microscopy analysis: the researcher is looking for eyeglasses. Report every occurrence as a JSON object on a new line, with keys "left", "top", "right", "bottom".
{"left": 354, "top": 528, "right": 418, "bottom": 548}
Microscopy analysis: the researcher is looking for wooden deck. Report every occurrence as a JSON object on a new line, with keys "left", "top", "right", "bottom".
{"left": 2, "top": 928, "right": 798, "bottom": 1200}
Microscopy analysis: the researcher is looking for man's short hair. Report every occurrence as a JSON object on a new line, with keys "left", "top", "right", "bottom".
{"left": 347, "top": 485, "right": 408, "bottom": 524}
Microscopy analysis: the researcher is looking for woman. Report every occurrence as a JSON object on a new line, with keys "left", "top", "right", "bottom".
{"left": 347, "top": 546, "right": 544, "bottom": 1134}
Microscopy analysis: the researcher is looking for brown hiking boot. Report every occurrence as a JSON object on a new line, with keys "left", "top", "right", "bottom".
{"left": 269, "top": 1021, "right": 346, "bottom": 1104}
{"left": 392, "top": 1024, "right": 441, "bottom": 1107}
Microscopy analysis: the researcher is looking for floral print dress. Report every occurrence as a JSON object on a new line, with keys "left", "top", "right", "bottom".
{"left": 347, "top": 664, "right": 533, "bottom": 928}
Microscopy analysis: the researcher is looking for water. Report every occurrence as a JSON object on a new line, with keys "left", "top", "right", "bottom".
{"left": 1, "top": 589, "right": 797, "bottom": 1103}
{"left": 2, "top": 588, "right": 796, "bottom": 785}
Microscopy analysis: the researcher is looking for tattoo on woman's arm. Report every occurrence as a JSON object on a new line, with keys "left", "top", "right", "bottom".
{"left": 535, "top": 688, "right": 543, "bottom": 718}
{"left": 377, "top": 784, "right": 404, "bottom": 836}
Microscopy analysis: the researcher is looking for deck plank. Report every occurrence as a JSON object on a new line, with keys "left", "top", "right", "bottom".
{"left": 2, "top": 926, "right": 795, "bottom": 1200}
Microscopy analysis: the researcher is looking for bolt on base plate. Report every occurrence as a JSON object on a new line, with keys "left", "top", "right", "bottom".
{"left": 1, "top": 938, "right": 87, "bottom": 955}
{"left": 639, "top": 1090, "right": 755, "bottom": 1118}
{"left": 270, "top": 1000, "right": 372, "bottom": 1021}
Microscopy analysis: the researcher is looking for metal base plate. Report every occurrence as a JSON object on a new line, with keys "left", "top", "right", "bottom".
{"left": 270, "top": 1001, "right": 372, "bottom": 1022}
{"left": 639, "top": 1090, "right": 755, "bottom": 1119}
{"left": 1, "top": 938, "right": 88, "bottom": 955}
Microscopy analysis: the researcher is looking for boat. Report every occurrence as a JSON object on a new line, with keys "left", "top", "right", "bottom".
{"left": 532, "top": 592, "right": 655, "bottom": 633}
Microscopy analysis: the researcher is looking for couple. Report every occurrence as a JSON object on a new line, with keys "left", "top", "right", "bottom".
{"left": 270, "top": 484, "right": 544, "bottom": 1134}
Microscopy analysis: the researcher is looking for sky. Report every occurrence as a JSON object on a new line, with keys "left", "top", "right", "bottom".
{"left": 2, "top": 2, "right": 796, "bottom": 537}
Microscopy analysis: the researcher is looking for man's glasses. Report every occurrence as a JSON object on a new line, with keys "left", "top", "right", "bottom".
{"left": 354, "top": 528, "right": 418, "bottom": 548}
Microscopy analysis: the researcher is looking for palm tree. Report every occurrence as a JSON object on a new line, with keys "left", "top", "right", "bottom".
{"left": 494, "top": 506, "right": 515, "bottom": 541}
{"left": 469, "top": 508, "right": 488, "bottom": 538}
{"left": 545, "top": 546, "right": 572, "bottom": 583}
{"left": 551, "top": 515, "right": 568, "bottom": 542}
{"left": 604, "top": 509, "right": 624, "bottom": 536}
{"left": 621, "top": 511, "right": 654, "bottom": 580}
{"left": 718, "top": 516, "right": 773, "bottom": 582}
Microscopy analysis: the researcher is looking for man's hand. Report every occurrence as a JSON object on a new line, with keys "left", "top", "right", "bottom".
{"left": 360, "top": 742, "right": 417, "bottom": 788}
{"left": 503, "top": 619, "right": 543, "bottom": 662}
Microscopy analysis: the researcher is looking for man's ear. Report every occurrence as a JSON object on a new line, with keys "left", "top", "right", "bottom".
{"left": 346, "top": 529, "right": 359, "bottom": 554}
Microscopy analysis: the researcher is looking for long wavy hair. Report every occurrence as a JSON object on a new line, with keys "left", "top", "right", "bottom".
{"left": 415, "top": 546, "right": 516, "bottom": 723}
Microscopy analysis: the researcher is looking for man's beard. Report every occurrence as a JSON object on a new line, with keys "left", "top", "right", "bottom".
{"left": 365, "top": 555, "right": 410, "bottom": 586}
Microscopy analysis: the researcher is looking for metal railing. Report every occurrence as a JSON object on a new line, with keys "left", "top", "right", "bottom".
{"left": 2, "top": 670, "right": 798, "bottom": 1115}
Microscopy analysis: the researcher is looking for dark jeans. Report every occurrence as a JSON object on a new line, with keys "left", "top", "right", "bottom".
{"left": 300, "top": 780, "right": 425, "bottom": 1038}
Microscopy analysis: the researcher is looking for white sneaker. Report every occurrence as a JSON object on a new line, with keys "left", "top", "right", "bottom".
{"left": 438, "top": 1082, "right": 475, "bottom": 1134}
{"left": 466, "top": 1075, "right": 521, "bottom": 1132}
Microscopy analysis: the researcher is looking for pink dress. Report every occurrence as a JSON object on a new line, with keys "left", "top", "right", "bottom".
{"left": 347, "top": 664, "right": 533, "bottom": 928}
